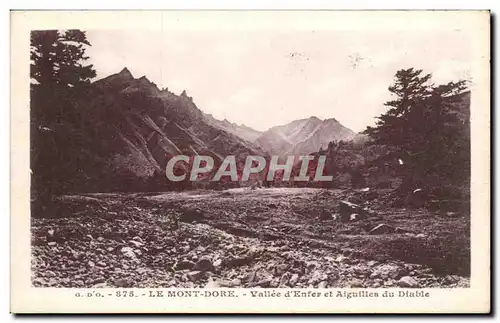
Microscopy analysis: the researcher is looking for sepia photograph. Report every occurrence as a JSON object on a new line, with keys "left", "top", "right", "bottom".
{"left": 10, "top": 10, "right": 490, "bottom": 313}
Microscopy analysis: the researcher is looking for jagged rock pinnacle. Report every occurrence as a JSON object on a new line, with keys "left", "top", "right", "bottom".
{"left": 118, "top": 67, "right": 133, "bottom": 79}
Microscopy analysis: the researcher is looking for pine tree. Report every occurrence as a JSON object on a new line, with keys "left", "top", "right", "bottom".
{"left": 364, "top": 68, "right": 432, "bottom": 151}
{"left": 363, "top": 68, "right": 468, "bottom": 193}
{"left": 30, "top": 30, "right": 97, "bottom": 214}
{"left": 31, "top": 29, "right": 96, "bottom": 88}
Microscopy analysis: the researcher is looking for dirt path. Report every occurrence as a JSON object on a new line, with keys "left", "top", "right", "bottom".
{"left": 31, "top": 188, "right": 470, "bottom": 288}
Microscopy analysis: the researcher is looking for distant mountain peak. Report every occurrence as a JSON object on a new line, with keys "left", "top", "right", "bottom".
{"left": 254, "top": 115, "right": 356, "bottom": 157}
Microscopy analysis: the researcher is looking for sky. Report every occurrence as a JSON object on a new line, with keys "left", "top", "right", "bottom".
{"left": 86, "top": 28, "right": 472, "bottom": 132}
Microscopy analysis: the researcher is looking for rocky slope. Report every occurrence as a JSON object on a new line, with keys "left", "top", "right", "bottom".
{"left": 62, "top": 67, "right": 266, "bottom": 191}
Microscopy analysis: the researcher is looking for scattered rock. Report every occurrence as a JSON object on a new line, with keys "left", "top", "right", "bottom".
{"left": 350, "top": 213, "right": 361, "bottom": 222}
{"left": 364, "top": 190, "right": 379, "bottom": 200}
{"left": 219, "top": 278, "right": 241, "bottom": 287}
{"left": 129, "top": 240, "right": 144, "bottom": 248}
{"left": 404, "top": 189, "right": 427, "bottom": 209}
{"left": 175, "top": 260, "right": 195, "bottom": 271}
{"left": 339, "top": 201, "right": 367, "bottom": 222}
{"left": 180, "top": 209, "right": 205, "bottom": 223}
{"left": 44, "top": 271, "right": 56, "bottom": 278}
{"left": 121, "top": 247, "right": 137, "bottom": 259}
{"left": 368, "top": 224, "right": 396, "bottom": 235}
{"left": 349, "top": 278, "right": 363, "bottom": 288}
{"left": 193, "top": 258, "right": 214, "bottom": 272}
{"left": 90, "top": 277, "right": 106, "bottom": 285}
{"left": 279, "top": 272, "right": 291, "bottom": 287}
{"left": 318, "top": 281, "right": 328, "bottom": 288}
{"left": 444, "top": 275, "right": 460, "bottom": 285}
{"left": 335, "top": 255, "right": 348, "bottom": 263}
{"left": 371, "top": 263, "right": 404, "bottom": 279}
{"left": 71, "top": 251, "right": 81, "bottom": 260}
{"left": 212, "top": 258, "right": 222, "bottom": 268}
{"left": 31, "top": 191, "right": 470, "bottom": 289}
{"left": 187, "top": 271, "right": 204, "bottom": 282}
{"left": 114, "top": 278, "right": 131, "bottom": 288}
{"left": 398, "top": 276, "right": 419, "bottom": 288}
{"left": 253, "top": 278, "right": 272, "bottom": 288}
{"left": 204, "top": 278, "right": 219, "bottom": 288}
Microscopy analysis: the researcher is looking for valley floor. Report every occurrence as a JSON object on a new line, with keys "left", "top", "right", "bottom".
{"left": 31, "top": 188, "right": 470, "bottom": 288}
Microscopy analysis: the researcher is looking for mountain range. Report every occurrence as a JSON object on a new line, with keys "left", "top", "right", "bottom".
{"left": 39, "top": 67, "right": 360, "bottom": 191}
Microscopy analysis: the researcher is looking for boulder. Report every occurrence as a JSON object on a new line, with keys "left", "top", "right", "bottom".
{"left": 364, "top": 190, "right": 379, "bottom": 201}
{"left": 349, "top": 278, "right": 363, "bottom": 288}
{"left": 318, "top": 281, "right": 328, "bottom": 288}
{"left": 129, "top": 240, "right": 144, "bottom": 248}
{"left": 371, "top": 263, "right": 404, "bottom": 279}
{"left": 404, "top": 189, "right": 427, "bottom": 209}
{"left": 349, "top": 213, "right": 361, "bottom": 222}
{"left": 289, "top": 273, "right": 300, "bottom": 287}
{"left": 204, "top": 278, "right": 220, "bottom": 288}
{"left": 187, "top": 271, "right": 204, "bottom": 282}
{"left": 179, "top": 209, "right": 205, "bottom": 223}
{"left": 319, "top": 211, "right": 332, "bottom": 221}
{"left": 175, "top": 260, "right": 195, "bottom": 271}
{"left": 219, "top": 278, "right": 241, "bottom": 287}
{"left": 120, "top": 247, "right": 138, "bottom": 261}
{"left": 398, "top": 276, "right": 419, "bottom": 288}
{"left": 193, "top": 258, "right": 214, "bottom": 272}
{"left": 114, "top": 278, "right": 132, "bottom": 288}
{"left": 279, "top": 272, "right": 291, "bottom": 287}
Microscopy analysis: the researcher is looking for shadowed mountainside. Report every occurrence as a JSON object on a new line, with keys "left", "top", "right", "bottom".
{"left": 41, "top": 67, "right": 268, "bottom": 191}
